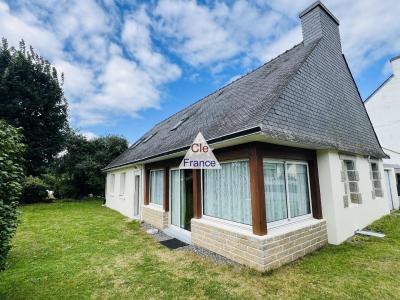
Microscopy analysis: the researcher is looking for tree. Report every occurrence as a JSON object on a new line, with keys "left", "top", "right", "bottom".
{"left": 53, "top": 132, "right": 128, "bottom": 198}
{"left": 0, "top": 120, "right": 25, "bottom": 270}
{"left": 0, "top": 38, "right": 68, "bottom": 176}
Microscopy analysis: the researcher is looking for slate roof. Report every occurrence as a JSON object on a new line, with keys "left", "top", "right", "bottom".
{"left": 105, "top": 37, "right": 386, "bottom": 170}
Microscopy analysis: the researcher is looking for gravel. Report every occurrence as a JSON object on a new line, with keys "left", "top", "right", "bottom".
{"left": 140, "top": 222, "right": 239, "bottom": 267}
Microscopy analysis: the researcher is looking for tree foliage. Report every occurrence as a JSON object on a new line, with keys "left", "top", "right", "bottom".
{"left": 0, "top": 120, "right": 25, "bottom": 270}
{"left": 53, "top": 132, "right": 128, "bottom": 198}
{"left": 20, "top": 176, "right": 50, "bottom": 204}
{"left": 0, "top": 38, "right": 68, "bottom": 176}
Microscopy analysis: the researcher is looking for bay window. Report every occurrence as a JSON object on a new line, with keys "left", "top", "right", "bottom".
{"left": 203, "top": 160, "right": 251, "bottom": 225}
{"left": 150, "top": 169, "right": 164, "bottom": 206}
{"left": 263, "top": 160, "right": 312, "bottom": 225}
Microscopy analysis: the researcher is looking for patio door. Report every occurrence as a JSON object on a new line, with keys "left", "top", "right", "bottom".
{"left": 133, "top": 174, "right": 140, "bottom": 218}
{"left": 169, "top": 169, "right": 193, "bottom": 241}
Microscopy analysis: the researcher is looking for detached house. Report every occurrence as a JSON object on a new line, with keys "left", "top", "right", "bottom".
{"left": 365, "top": 56, "right": 400, "bottom": 210}
{"left": 104, "top": 1, "right": 391, "bottom": 271}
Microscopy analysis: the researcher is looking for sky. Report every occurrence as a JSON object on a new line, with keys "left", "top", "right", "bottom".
{"left": 0, "top": 0, "right": 399, "bottom": 144}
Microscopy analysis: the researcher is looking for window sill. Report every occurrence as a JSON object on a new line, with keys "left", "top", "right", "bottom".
{"left": 145, "top": 203, "right": 164, "bottom": 212}
{"left": 267, "top": 218, "right": 323, "bottom": 238}
{"left": 196, "top": 216, "right": 324, "bottom": 240}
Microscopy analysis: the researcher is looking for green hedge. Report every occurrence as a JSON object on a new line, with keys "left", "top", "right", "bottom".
{"left": 0, "top": 120, "right": 25, "bottom": 270}
{"left": 20, "top": 176, "right": 50, "bottom": 204}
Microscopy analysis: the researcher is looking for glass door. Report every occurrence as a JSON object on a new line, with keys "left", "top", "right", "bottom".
{"left": 170, "top": 169, "right": 193, "bottom": 231}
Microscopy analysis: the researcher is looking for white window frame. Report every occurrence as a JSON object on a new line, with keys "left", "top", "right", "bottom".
{"left": 263, "top": 158, "right": 313, "bottom": 229}
{"left": 109, "top": 174, "right": 115, "bottom": 195}
{"left": 342, "top": 158, "right": 360, "bottom": 206}
{"left": 370, "top": 160, "right": 383, "bottom": 198}
{"left": 201, "top": 159, "right": 252, "bottom": 229}
{"left": 149, "top": 169, "right": 164, "bottom": 207}
{"left": 119, "top": 172, "right": 126, "bottom": 196}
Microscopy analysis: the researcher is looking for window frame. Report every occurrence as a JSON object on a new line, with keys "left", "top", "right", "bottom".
{"left": 342, "top": 158, "right": 360, "bottom": 206}
{"left": 201, "top": 159, "right": 252, "bottom": 228}
{"left": 109, "top": 174, "right": 115, "bottom": 195}
{"left": 370, "top": 160, "right": 383, "bottom": 198}
{"left": 149, "top": 169, "right": 164, "bottom": 207}
{"left": 119, "top": 172, "right": 126, "bottom": 196}
{"left": 263, "top": 158, "right": 313, "bottom": 229}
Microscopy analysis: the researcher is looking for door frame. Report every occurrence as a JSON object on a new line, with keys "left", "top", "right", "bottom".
{"left": 165, "top": 168, "right": 192, "bottom": 244}
{"left": 384, "top": 169, "right": 394, "bottom": 210}
{"left": 132, "top": 169, "right": 142, "bottom": 220}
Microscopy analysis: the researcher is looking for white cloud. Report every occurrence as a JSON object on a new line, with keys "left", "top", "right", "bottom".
{"left": 1, "top": 0, "right": 400, "bottom": 129}
{"left": 81, "top": 131, "right": 98, "bottom": 140}
{"left": 0, "top": 0, "right": 181, "bottom": 126}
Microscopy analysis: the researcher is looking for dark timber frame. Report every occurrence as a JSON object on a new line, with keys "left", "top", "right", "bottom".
{"left": 143, "top": 142, "right": 322, "bottom": 236}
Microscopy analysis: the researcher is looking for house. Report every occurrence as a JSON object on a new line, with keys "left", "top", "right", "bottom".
{"left": 365, "top": 56, "right": 400, "bottom": 210}
{"left": 103, "top": 1, "right": 391, "bottom": 271}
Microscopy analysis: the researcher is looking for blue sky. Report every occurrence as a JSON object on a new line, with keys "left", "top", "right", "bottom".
{"left": 1, "top": 0, "right": 399, "bottom": 143}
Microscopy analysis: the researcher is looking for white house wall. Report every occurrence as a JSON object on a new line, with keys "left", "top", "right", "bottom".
{"left": 105, "top": 165, "right": 144, "bottom": 220}
{"left": 365, "top": 57, "right": 400, "bottom": 166}
{"left": 317, "top": 150, "right": 390, "bottom": 244}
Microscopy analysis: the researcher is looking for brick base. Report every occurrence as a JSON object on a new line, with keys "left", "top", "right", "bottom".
{"left": 142, "top": 205, "right": 168, "bottom": 229}
{"left": 191, "top": 218, "right": 327, "bottom": 271}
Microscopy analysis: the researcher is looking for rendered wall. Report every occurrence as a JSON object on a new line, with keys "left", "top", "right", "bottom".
{"left": 317, "top": 150, "right": 390, "bottom": 244}
{"left": 105, "top": 165, "right": 144, "bottom": 219}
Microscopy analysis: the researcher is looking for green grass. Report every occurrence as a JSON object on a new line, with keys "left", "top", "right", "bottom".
{"left": 1, "top": 199, "right": 400, "bottom": 299}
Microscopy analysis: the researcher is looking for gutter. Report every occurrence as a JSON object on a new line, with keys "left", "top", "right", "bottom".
{"left": 102, "top": 126, "right": 262, "bottom": 172}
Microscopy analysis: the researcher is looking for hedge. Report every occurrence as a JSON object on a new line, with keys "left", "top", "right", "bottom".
{"left": 0, "top": 120, "right": 25, "bottom": 270}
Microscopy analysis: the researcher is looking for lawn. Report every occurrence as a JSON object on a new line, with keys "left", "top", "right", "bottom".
{"left": 1, "top": 200, "right": 400, "bottom": 299}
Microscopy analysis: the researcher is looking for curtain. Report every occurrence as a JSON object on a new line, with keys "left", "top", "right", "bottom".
{"left": 150, "top": 170, "right": 164, "bottom": 205}
{"left": 203, "top": 161, "right": 251, "bottom": 225}
{"left": 263, "top": 162, "right": 287, "bottom": 223}
{"left": 287, "top": 164, "right": 310, "bottom": 218}
{"left": 170, "top": 170, "right": 180, "bottom": 226}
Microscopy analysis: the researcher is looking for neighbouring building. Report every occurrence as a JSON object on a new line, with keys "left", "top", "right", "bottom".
{"left": 365, "top": 56, "right": 400, "bottom": 211}
{"left": 103, "top": 1, "right": 391, "bottom": 271}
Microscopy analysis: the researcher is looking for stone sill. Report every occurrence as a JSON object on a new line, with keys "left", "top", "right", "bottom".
{"left": 194, "top": 217, "right": 325, "bottom": 242}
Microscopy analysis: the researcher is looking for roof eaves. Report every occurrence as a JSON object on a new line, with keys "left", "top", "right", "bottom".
{"left": 102, "top": 126, "right": 262, "bottom": 171}
{"left": 342, "top": 54, "right": 388, "bottom": 159}
{"left": 364, "top": 74, "right": 394, "bottom": 103}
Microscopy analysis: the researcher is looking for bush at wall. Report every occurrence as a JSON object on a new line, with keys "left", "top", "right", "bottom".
{"left": 20, "top": 176, "right": 50, "bottom": 204}
{"left": 0, "top": 120, "right": 25, "bottom": 270}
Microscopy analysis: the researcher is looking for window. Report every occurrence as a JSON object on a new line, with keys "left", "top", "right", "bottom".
{"left": 263, "top": 161, "right": 311, "bottom": 225}
{"left": 203, "top": 160, "right": 251, "bottom": 225}
{"left": 171, "top": 117, "right": 188, "bottom": 131}
{"left": 120, "top": 172, "right": 126, "bottom": 196}
{"left": 150, "top": 170, "right": 164, "bottom": 206}
{"left": 110, "top": 174, "right": 115, "bottom": 194}
{"left": 341, "top": 158, "right": 361, "bottom": 206}
{"left": 370, "top": 162, "right": 383, "bottom": 198}
{"left": 143, "top": 132, "right": 157, "bottom": 143}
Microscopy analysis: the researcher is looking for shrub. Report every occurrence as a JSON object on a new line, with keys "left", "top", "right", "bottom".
{"left": 20, "top": 176, "right": 50, "bottom": 204}
{"left": 0, "top": 120, "right": 25, "bottom": 270}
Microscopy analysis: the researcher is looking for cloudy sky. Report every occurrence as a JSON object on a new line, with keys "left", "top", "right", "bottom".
{"left": 1, "top": 0, "right": 399, "bottom": 143}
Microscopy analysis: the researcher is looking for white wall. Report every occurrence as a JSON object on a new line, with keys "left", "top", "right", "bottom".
{"left": 105, "top": 164, "right": 144, "bottom": 219}
{"left": 365, "top": 57, "right": 400, "bottom": 166}
{"left": 317, "top": 150, "right": 390, "bottom": 244}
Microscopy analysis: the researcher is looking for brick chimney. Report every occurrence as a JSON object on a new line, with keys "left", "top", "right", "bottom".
{"left": 299, "top": 1, "right": 342, "bottom": 52}
{"left": 390, "top": 56, "right": 400, "bottom": 76}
